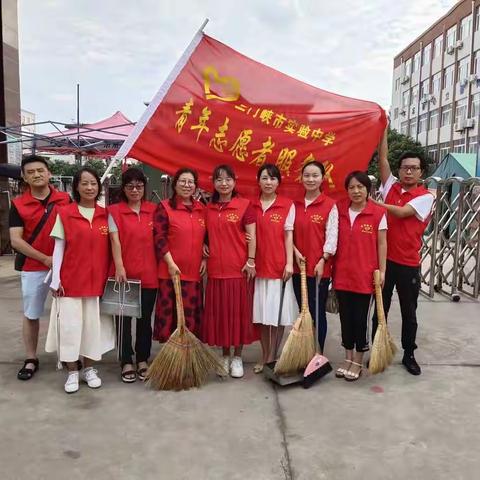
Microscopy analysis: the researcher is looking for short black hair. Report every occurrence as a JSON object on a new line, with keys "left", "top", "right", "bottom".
{"left": 398, "top": 151, "right": 427, "bottom": 172}
{"left": 119, "top": 167, "right": 148, "bottom": 202}
{"left": 21, "top": 154, "right": 50, "bottom": 172}
{"left": 257, "top": 163, "right": 281, "bottom": 184}
{"left": 72, "top": 167, "right": 102, "bottom": 203}
{"left": 344, "top": 170, "right": 372, "bottom": 192}
{"left": 301, "top": 160, "right": 325, "bottom": 176}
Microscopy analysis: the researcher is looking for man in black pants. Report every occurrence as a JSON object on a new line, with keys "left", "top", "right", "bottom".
{"left": 372, "top": 129, "right": 434, "bottom": 375}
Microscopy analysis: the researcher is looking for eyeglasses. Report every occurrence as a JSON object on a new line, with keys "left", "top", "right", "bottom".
{"left": 177, "top": 180, "right": 195, "bottom": 186}
{"left": 125, "top": 183, "right": 145, "bottom": 191}
{"left": 399, "top": 166, "right": 421, "bottom": 172}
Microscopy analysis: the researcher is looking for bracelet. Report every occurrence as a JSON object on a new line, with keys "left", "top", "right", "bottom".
{"left": 246, "top": 260, "right": 256, "bottom": 268}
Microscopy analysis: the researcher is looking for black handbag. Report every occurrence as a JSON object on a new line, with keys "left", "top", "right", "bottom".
{"left": 14, "top": 202, "right": 55, "bottom": 271}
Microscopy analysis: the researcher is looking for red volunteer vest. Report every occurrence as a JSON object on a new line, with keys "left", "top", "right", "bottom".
{"left": 12, "top": 186, "right": 70, "bottom": 271}
{"left": 108, "top": 201, "right": 157, "bottom": 288}
{"left": 206, "top": 197, "right": 251, "bottom": 279}
{"left": 385, "top": 182, "right": 432, "bottom": 267}
{"left": 58, "top": 203, "right": 110, "bottom": 297}
{"left": 253, "top": 196, "right": 293, "bottom": 279}
{"left": 293, "top": 194, "right": 336, "bottom": 278}
{"left": 157, "top": 199, "right": 206, "bottom": 282}
{"left": 333, "top": 199, "right": 385, "bottom": 294}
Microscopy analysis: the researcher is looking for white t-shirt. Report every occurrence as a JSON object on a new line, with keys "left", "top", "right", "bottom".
{"left": 379, "top": 174, "right": 434, "bottom": 222}
{"left": 348, "top": 208, "right": 387, "bottom": 230}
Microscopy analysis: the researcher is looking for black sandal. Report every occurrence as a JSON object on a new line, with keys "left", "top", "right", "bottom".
{"left": 17, "top": 358, "right": 39, "bottom": 381}
{"left": 121, "top": 369, "right": 137, "bottom": 383}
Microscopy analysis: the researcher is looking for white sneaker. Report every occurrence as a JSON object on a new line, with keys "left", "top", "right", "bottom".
{"left": 64, "top": 371, "right": 79, "bottom": 394}
{"left": 230, "top": 356, "right": 244, "bottom": 378}
{"left": 81, "top": 367, "right": 102, "bottom": 389}
{"left": 218, "top": 356, "right": 230, "bottom": 377}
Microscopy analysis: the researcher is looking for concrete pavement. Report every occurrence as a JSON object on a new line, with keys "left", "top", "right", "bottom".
{"left": 0, "top": 255, "right": 479, "bottom": 480}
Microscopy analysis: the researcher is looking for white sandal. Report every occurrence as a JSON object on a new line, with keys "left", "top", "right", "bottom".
{"left": 335, "top": 360, "right": 352, "bottom": 378}
{"left": 344, "top": 361, "right": 363, "bottom": 382}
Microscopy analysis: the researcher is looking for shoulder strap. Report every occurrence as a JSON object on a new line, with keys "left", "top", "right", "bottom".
{"left": 25, "top": 202, "right": 55, "bottom": 245}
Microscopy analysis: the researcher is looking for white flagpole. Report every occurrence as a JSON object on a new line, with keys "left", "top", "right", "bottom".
{"left": 101, "top": 18, "right": 209, "bottom": 183}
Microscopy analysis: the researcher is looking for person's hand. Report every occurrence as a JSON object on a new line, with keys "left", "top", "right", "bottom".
{"left": 379, "top": 271, "right": 385, "bottom": 288}
{"left": 202, "top": 244, "right": 210, "bottom": 258}
{"left": 115, "top": 266, "right": 127, "bottom": 283}
{"left": 199, "top": 258, "right": 207, "bottom": 277}
{"left": 314, "top": 260, "right": 325, "bottom": 280}
{"left": 42, "top": 256, "right": 52, "bottom": 269}
{"left": 294, "top": 249, "right": 305, "bottom": 268}
{"left": 245, "top": 232, "right": 253, "bottom": 243}
{"left": 283, "top": 263, "right": 293, "bottom": 281}
{"left": 242, "top": 262, "right": 256, "bottom": 281}
{"left": 50, "top": 284, "right": 65, "bottom": 297}
{"left": 168, "top": 262, "right": 181, "bottom": 277}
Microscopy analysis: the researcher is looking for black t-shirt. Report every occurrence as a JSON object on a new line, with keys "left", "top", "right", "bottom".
{"left": 8, "top": 192, "right": 52, "bottom": 228}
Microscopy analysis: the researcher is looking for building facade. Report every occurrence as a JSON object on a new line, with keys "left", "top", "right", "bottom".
{"left": 391, "top": 0, "right": 480, "bottom": 164}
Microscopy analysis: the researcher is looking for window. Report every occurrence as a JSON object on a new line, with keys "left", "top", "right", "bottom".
{"left": 441, "top": 104, "right": 452, "bottom": 126}
{"left": 432, "top": 72, "right": 442, "bottom": 94}
{"left": 427, "top": 145, "right": 439, "bottom": 164}
{"left": 413, "top": 52, "right": 421, "bottom": 72}
{"left": 404, "top": 58, "right": 412, "bottom": 76}
{"left": 460, "top": 15, "right": 472, "bottom": 40}
{"left": 453, "top": 138, "right": 466, "bottom": 153}
{"left": 455, "top": 98, "right": 468, "bottom": 124}
{"left": 410, "top": 85, "right": 419, "bottom": 106}
{"left": 429, "top": 109, "right": 439, "bottom": 130}
{"left": 468, "top": 135, "right": 477, "bottom": 153}
{"left": 395, "top": 78, "right": 400, "bottom": 91}
{"left": 418, "top": 113, "right": 428, "bottom": 133}
{"left": 471, "top": 93, "right": 480, "bottom": 117}
{"left": 420, "top": 79, "right": 430, "bottom": 99}
{"left": 476, "top": 6, "right": 480, "bottom": 32}
{"left": 394, "top": 107, "right": 399, "bottom": 120}
{"left": 446, "top": 25, "right": 457, "bottom": 49}
{"left": 409, "top": 118, "right": 417, "bottom": 137}
{"left": 444, "top": 64, "right": 455, "bottom": 88}
{"left": 433, "top": 35, "right": 443, "bottom": 58}
{"left": 457, "top": 57, "right": 469, "bottom": 83}
{"left": 402, "top": 90, "right": 410, "bottom": 108}
{"left": 422, "top": 43, "right": 432, "bottom": 66}
{"left": 474, "top": 50, "right": 480, "bottom": 75}
{"left": 400, "top": 121, "right": 409, "bottom": 136}
{"left": 439, "top": 142, "right": 450, "bottom": 159}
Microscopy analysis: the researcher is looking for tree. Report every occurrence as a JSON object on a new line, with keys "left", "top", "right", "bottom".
{"left": 368, "top": 128, "right": 434, "bottom": 178}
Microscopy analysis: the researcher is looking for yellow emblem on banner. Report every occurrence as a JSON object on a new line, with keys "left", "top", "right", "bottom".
{"left": 203, "top": 66, "right": 241, "bottom": 102}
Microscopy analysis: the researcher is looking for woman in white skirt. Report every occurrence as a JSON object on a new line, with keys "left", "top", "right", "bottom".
{"left": 252, "top": 164, "right": 298, "bottom": 373}
{"left": 46, "top": 167, "right": 115, "bottom": 394}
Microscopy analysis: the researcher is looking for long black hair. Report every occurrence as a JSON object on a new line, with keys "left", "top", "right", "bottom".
{"left": 211, "top": 164, "right": 238, "bottom": 203}
{"left": 301, "top": 160, "right": 325, "bottom": 176}
{"left": 72, "top": 167, "right": 102, "bottom": 203}
{"left": 169, "top": 168, "right": 198, "bottom": 209}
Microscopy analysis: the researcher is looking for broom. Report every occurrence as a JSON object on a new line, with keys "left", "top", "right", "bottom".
{"left": 274, "top": 260, "right": 316, "bottom": 375}
{"left": 369, "top": 270, "right": 397, "bottom": 374}
{"left": 146, "top": 274, "right": 223, "bottom": 390}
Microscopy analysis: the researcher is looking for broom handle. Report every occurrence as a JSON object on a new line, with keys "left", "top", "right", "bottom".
{"left": 172, "top": 274, "right": 186, "bottom": 330}
{"left": 300, "top": 260, "right": 308, "bottom": 314}
{"left": 373, "top": 270, "right": 386, "bottom": 328}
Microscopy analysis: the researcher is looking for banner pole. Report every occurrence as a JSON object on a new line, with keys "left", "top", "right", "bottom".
{"left": 101, "top": 18, "right": 209, "bottom": 183}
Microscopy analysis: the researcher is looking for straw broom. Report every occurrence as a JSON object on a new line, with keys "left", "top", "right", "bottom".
{"left": 274, "top": 260, "right": 316, "bottom": 375}
{"left": 146, "top": 274, "right": 223, "bottom": 390}
{"left": 369, "top": 270, "right": 397, "bottom": 374}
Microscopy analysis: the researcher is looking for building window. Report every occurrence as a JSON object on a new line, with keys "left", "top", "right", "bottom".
{"left": 402, "top": 90, "right": 410, "bottom": 108}
{"left": 400, "top": 121, "right": 409, "bottom": 135}
{"left": 476, "top": 6, "right": 480, "bottom": 32}
{"left": 453, "top": 138, "right": 466, "bottom": 153}
{"left": 432, "top": 72, "right": 442, "bottom": 94}
{"left": 443, "top": 64, "right": 455, "bottom": 88}
{"left": 470, "top": 93, "right": 480, "bottom": 118}
{"left": 410, "top": 85, "right": 419, "bottom": 106}
{"left": 420, "top": 79, "right": 430, "bottom": 99}
{"left": 429, "top": 109, "right": 439, "bottom": 130}
{"left": 455, "top": 98, "right": 468, "bottom": 125}
{"left": 468, "top": 135, "right": 477, "bottom": 153}
{"left": 427, "top": 145, "right": 439, "bottom": 164}
{"left": 409, "top": 118, "right": 417, "bottom": 137}
{"left": 394, "top": 107, "right": 399, "bottom": 120}
{"left": 413, "top": 52, "right": 421, "bottom": 72}
{"left": 433, "top": 35, "right": 443, "bottom": 58}
{"left": 395, "top": 78, "right": 400, "bottom": 91}
{"left": 441, "top": 105, "right": 452, "bottom": 126}
{"left": 474, "top": 51, "right": 480, "bottom": 74}
{"left": 422, "top": 43, "right": 432, "bottom": 66}
{"left": 404, "top": 58, "right": 412, "bottom": 76}
{"left": 457, "top": 57, "right": 469, "bottom": 84}
{"left": 439, "top": 142, "right": 450, "bottom": 159}
{"left": 446, "top": 25, "right": 457, "bottom": 49}
{"left": 460, "top": 14, "right": 472, "bottom": 40}
{"left": 418, "top": 113, "right": 428, "bottom": 133}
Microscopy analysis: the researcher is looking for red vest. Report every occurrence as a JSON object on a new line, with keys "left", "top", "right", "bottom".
{"left": 206, "top": 197, "right": 251, "bottom": 279}
{"left": 157, "top": 199, "right": 206, "bottom": 282}
{"left": 293, "top": 194, "right": 336, "bottom": 278}
{"left": 12, "top": 186, "right": 70, "bottom": 271}
{"left": 385, "top": 182, "right": 432, "bottom": 267}
{"left": 253, "top": 196, "right": 293, "bottom": 279}
{"left": 333, "top": 199, "right": 385, "bottom": 294}
{"left": 108, "top": 201, "right": 157, "bottom": 288}
{"left": 58, "top": 203, "right": 110, "bottom": 297}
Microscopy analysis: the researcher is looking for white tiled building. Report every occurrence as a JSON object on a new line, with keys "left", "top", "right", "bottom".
{"left": 391, "top": 1, "right": 480, "bottom": 164}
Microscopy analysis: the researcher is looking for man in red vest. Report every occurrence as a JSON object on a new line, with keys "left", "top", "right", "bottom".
{"left": 9, "top": 155, "right": 70, "bottom": 381}
{"left": 373, "top": 129, "right": 434, "bottom": 375}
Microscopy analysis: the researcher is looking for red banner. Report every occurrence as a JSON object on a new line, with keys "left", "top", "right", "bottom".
{"left": 121, "top": 34, "right": 386, "bottom": 199}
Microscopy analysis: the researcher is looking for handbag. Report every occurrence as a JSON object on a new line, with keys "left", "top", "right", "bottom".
{"left": 100, "top": 278, "right": 142, "bottom": 318}
{"left": 325, "top": 288, "right": 339, "bottom": 315}
{"left": 14, "top": 202, "right": 55, "bottom": 271}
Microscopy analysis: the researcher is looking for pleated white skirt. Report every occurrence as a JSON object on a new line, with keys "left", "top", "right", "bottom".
{"left": 253, "top": 278, "right": 299, "bottom": 326}
{"left": 45, "top": 297, "right": 115, "bottom": 362}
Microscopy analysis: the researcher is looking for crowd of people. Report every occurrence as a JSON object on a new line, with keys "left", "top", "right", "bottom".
{"left": 9, "top": 127, "right": 434, "bottom": 393}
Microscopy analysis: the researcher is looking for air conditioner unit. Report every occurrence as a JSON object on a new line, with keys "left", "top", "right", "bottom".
{"left": 410, "top": 105, "right": 416, "bottom": 116}
{"left": 460, "top": 77, "right": 469, "bottom": 87}
{"left": 400, "top": 109, "right": 407, "bottom": 116}
{"left": 465, "top": 118, "right": 475, "bottom": 128}
{"left": 401, "top": 75, "right": 410, "bottom": 84}
{"left": 455, "top": 120, "right": 466, "bottom": 132}
{"left": 456, "top": 40, "right": 464, "bottom": 49}
{"left": 469, "top": 74, "right": 478, "bottom": 82}
{"left": 447, "top": 46, "right": 455, "bottom": 54}
{"left": 430, "top": 95, "right": 437, "bottom": 105}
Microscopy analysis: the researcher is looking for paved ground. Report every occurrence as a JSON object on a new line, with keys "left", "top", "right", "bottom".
{"left": 0, "top": 255, "right": 479, "bottom": 480}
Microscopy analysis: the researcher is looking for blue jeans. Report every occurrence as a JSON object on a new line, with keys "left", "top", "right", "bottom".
{"left": 292, "top": 274, "right": 330, "bottom": 352}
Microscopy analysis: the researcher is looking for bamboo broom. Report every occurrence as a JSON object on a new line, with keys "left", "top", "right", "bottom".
{"left": 369, "top": 270, "right": 397, "bottom": 374}
{"left": 146, "top": 274, "right": 223, "bottom": 390}
{"left": 274, "top": 260, "right": 316, "bottom": 375}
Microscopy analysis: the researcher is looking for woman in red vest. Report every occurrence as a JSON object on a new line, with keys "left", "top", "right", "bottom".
{"left": 202, "top": 164, "right": 257, "bottom": 379}
{"left": 46, "top": 167, "right": 115, "bottom": 394}
{"left": 108, "top": 167, "right": 157, "bottom": 383}
{"left": 293, "top": 160, "right": 338, "bottom": 352}
{"left": 252, "top": 164, "right": 298, "bottom": 373}
{"left": 153, "top": 168, "right": 206, "bottom": 346}
{"left": 333, "top": 171, "right": 387, "bottom": 381}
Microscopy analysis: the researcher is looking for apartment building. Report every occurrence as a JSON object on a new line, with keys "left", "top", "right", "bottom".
{"left": 391, "top": 0, "right": 480, "bottom": 164}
